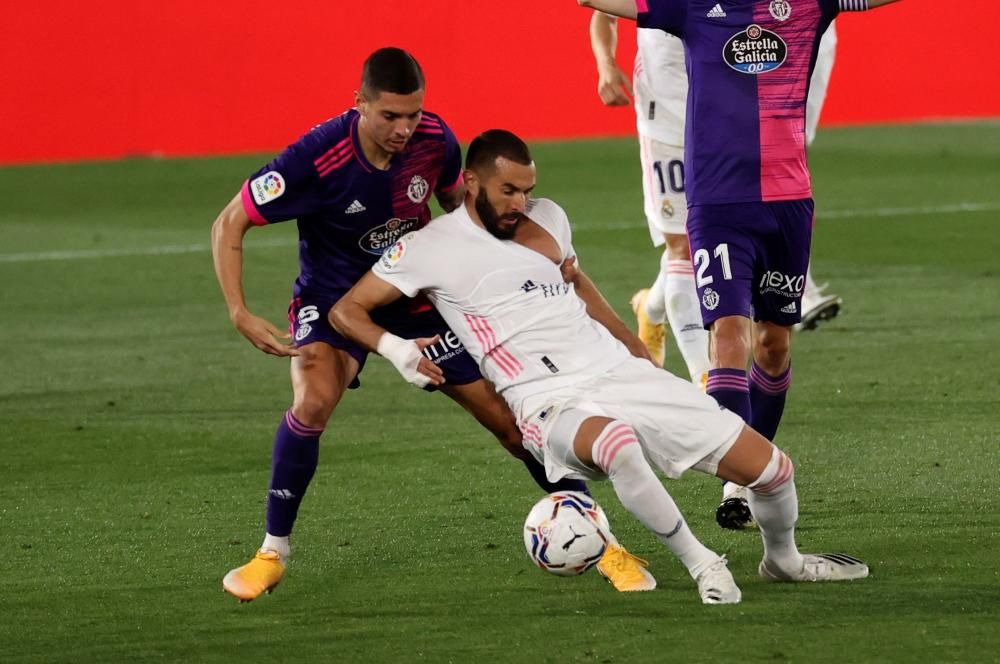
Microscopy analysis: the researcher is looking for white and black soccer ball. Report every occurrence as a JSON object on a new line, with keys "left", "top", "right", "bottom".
{"left": 523, "top": 491, "right": 610, "bottom": 576}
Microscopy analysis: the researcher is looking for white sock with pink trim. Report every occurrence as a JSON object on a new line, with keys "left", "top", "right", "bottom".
{"left": 747, "top": 445, "right": 803, "bottom": 570}
{"left": 592, "top": 420, "right": 718, "bottom": 578}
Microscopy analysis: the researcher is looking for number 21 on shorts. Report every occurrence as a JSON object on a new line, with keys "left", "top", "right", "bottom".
{"left": 694, "top": 243, "right": 732, "bottom": 287}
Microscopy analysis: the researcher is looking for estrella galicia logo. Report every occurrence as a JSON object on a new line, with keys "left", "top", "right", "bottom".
{"left": 723, "top": 24, "right": 787, "bottom": 74}
{"left": 358, "top": 217, "right": 419, "bottom": 255}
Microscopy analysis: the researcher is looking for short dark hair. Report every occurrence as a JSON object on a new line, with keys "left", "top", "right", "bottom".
{"left": 465, "top": 129, "right": 533, "bottom": 174}
{"left": 360, "top": 47, "right": 425, "bottom": 98}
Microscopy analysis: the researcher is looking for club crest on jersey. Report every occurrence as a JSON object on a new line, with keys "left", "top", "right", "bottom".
{"left": 359, "top": 217, "right": 419, "bottom": 255}
{"left": 407, "top": 174, "right": 429, "bottom": 204}
{"left": 379, "top": 239, "right": 407, "bottom": 270}
{"left": 769, "top": 0, "right": 792, "bottom": 21}
{"left": 723, "top": 25, "right": 787, "bottom": 74}
{"left": 250, "top": 171, "right": 285, "bottom": 205}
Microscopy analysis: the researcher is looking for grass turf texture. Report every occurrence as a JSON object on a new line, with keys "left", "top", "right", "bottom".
{"left": 1, "top": 123, "right": 998, "bottom": 662}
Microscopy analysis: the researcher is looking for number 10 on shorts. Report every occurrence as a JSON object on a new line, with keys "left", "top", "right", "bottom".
{"left": 694, "top": 243, "right": 732, "bottom": 287}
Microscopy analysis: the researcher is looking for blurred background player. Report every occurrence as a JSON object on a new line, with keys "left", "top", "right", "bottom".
{"left": 212, "top": 48, "right": 645, "bottom": 601}
{"left": 330, "top": 129, "right": 871, "bottom": 603}
{"left": 580, "top": 0, "right": 901, "bottom": 529}
{"left": 588, "top": 12, "right": 842, "bottom": 370}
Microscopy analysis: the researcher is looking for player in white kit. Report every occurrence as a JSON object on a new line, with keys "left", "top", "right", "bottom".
{"left": 589, "top": 14, "right": 842, "bottom": 363}
{"left": 330, "top": 130, "right": 870, "bottom": 603}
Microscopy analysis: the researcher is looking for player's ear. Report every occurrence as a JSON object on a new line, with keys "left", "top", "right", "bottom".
{"left": 354, "top": 90, "right": 366, "bottom": 113}
{"left": 463, "top": 168, "right": 479, "bottom": 196}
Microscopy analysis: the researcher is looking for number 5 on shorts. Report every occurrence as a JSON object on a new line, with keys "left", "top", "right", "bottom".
{"left": 694, "top": 243, "right": 732, "bottom": 287}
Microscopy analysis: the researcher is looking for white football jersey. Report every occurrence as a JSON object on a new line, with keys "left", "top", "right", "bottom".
{"left": 634, "top": 28, "right": 687, "bottom": 147}
{"left": 373, "top": 198, "right": 630, "bottom": 419}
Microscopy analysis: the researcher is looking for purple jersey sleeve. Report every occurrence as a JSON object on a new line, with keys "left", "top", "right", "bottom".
{"left": 637, "top": 0, "right": 687, "bottom": 36}
{"left": 435, "top": 119, "right": 463, "bottom": 194}
{"left": 240, "top": 124, "right": 339, "bottom": 226}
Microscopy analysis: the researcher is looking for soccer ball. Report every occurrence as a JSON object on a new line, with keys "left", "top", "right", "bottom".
{"left": 523, "top": 491, "right": 610, "bottom": 576}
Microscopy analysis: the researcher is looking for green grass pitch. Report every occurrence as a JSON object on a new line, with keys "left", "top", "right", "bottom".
{"left": 1, "top": 123, "right": 998, "bottom": 662}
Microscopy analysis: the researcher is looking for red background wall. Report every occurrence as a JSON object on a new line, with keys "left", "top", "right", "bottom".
{"left": 1, "top": 1, "right": 994, "bottom": 164}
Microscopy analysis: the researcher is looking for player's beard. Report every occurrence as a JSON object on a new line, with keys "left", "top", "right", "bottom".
{"left": 476, "top": 189, "right": 524, "bottom": 240}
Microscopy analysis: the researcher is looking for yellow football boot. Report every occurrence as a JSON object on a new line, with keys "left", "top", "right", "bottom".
{"left": 223, "top": 549, "right": 286, "bottom": 602}
{"left": 597, "top": 544, "right": 657, "bottom": 592}
{"left": 629, "top": 289, "right": 665, "bottom": 367}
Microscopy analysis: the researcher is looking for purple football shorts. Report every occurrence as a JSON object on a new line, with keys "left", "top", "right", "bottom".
{"left": 686, "top": 199, "right": 814, "bottom": 327}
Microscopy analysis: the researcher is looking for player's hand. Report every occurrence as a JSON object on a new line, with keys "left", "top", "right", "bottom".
{"left": 560, "top": 256, "right": 579, "bottom": 284}
{"left": 623, "top": 334, "right": 654, "bottom": 364}
{"left": 597, "top": 63, "right": 633, "bottom": 106}
{"left": 378, "top": 332, "right": 443, "bottom": 388}
{"left": 413, "top": 335, "right": 446, "bottom": 386}
{"left": 231, "top": 309, "right": 301, "bottom": 357}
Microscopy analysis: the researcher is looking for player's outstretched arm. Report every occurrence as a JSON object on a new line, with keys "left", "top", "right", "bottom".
{"left": 211, "top": 192, "right": 300, "bottom": 357}
{"left": 842, "top": 0, "right": 901, "bottom": 8}
{"left": 578, "top": 0, "right": 638, "bottom": 20}
{"left": 329, "top": 272, "right": 444, "bottom": 387}
{"left": 590, "top": 11, "right": 633, "bottom": 106}
{"left": 570, "top": 264, "right": 654, "bottom": 363}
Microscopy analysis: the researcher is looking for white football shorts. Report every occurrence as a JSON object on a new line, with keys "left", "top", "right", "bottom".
{"left": 518, "top": 357, "right": 745, "bottom": 483}
{"left": 639, "top": 135, "right": 688, "bottom": 243}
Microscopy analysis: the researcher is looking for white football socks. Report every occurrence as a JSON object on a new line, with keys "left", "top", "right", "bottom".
{"left": 593, "top": 421, "right": 719, "bottom": 578}
{"left": 644, "top": 258, "right": 668, "bottom": 324}
{"left": 262, "top": 533, "right": 290, "bottom": 561}
{"left": 746, "top": 446, "right": 803, "bottom": 571}
{"left": 664, "top": 260, "right": 711, "bottom": 382}
{"left": 804, "top": 261, "right": 819, "bottom": 299}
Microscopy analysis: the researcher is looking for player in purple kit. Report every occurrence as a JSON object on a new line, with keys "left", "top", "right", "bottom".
{"left": 576, "top": 0, "right": 901, "bottom": 527}
{"left": 212, "top": 47, "right": 647, "bottom": 601}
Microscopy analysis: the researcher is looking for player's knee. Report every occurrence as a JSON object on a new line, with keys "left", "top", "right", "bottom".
{"left": 710, "top": 322, "right": 751, "bottom": 367}
{"left": 748, "top": 447, "right": 795, "bottom": 496}
{"left": 664, "top": 233, "right": 691, "bottom": 260}
{"left": 291, "top": 393, "right": 336, "bottom": 429}
{"left": 754, "top": 328, "right": 791, "bottom": 372}
{"left": 590, "top": 421, "right": 643, "bottom": 478}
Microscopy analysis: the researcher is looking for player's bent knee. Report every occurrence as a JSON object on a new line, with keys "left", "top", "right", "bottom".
{"left": 747, "top": 447, "right": 795, "bottom": 496}
{"left": 590, "top": 420, "right": 643, "bottom": 478}
{"left": 291, "top": 394, "right": 337, "bottom": 429}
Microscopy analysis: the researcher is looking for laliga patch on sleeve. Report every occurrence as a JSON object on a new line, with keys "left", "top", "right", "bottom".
{"left": 379, "top": 239, "right": 407, "bottom": 270}
{"left": 250, "top": 171, "right": 286, "bottom": 205}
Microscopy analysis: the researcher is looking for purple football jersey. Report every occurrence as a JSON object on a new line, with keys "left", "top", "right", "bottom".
{"left": 637, "top": 0, "right": 839, "bottom": 205}
{"left": 240, "top": 109, "right": 462, "bottom": 297}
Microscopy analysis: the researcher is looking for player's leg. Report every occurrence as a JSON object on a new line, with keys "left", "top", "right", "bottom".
{"left": 630, "top": 134, "right": 674, "bottom": 366}
{"left": 710, "top": 425, "right": 869, "bottom": 582}
{"left": 747, "top": 199, "right": 813, "bottom": 441}
{"left": 686, "top": 203, "right": 757, "bottom": 423}
{"left": 437, "top": 378, "right": 590, "bottom": 496}
{"left": 749, "top": 320, "right": 792, "bottom": 442}
{"left": 223, "top": 298, "right": 362, "bottom": 602}
{"left": 549, "top": 407, "right": 737, "bottom": 602}
{"left": 798, "top": 21, "right": 843, "bottom": 331}
{"left": 662, "top": 232, "right": 711, "bottom": 386}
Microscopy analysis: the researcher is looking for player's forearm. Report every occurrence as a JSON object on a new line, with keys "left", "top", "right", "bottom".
{"left": 590, "top": 11, "right": 619, "bottom": 69}
{"left": 578, "top": 0, "right": 637, "bottom": 20}
{"left": 328, "top": 298, "right": 386, "bottom": 353}
{"left": 210, "top": 194, "right": 253, "bottom": 320}
{"left": 574, "top": 271, "right": 637, "bottom": 345}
